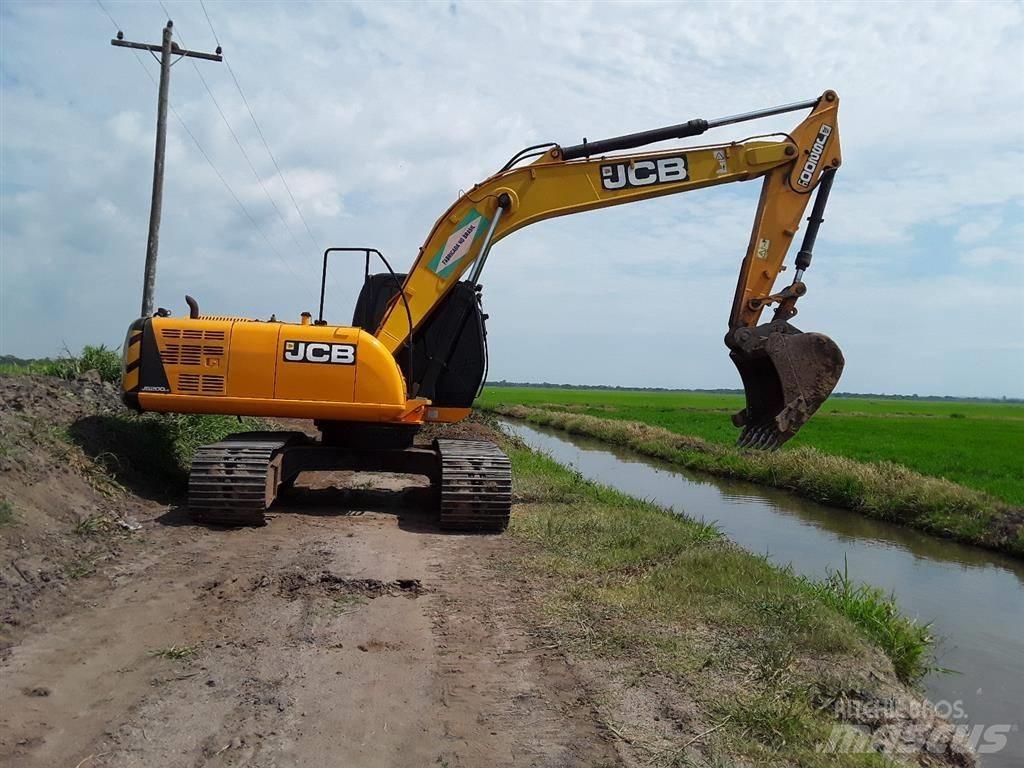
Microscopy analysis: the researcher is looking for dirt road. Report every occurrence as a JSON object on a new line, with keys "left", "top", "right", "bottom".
{"left": 1, "top": 465, "right": 619, "bottom": 768}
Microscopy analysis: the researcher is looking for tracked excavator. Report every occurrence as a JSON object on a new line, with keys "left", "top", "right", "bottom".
{"left": 121, "top": 91, "right": 845, "bottom": 531}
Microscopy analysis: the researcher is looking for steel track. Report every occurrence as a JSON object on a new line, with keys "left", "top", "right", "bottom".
{"left": 187, "top": 432, "right": 512, "bottom": 532}
{"left": 187, "top": 432, "right": 303, "bottom": 526}
{"left": 435, "top": 438, "right": 512, "bottom": 532}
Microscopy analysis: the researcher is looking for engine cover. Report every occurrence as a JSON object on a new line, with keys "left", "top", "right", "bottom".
{"left": 121, "top": 314, "right": 420, "bottom": 423}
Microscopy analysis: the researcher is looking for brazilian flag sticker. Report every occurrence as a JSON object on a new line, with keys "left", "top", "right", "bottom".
{"left": 427, "top": 208, "right": 490, "bottom": 279}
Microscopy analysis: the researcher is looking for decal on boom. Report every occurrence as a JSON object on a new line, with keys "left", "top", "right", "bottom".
{"left": 600, "top": 156, "right": 688, "bottom": 190}
{"left": 796, "top": 124, "right": 832, "bottom": 187}
{"left": 428, "top": 208, "right": 491, "bottom": 279}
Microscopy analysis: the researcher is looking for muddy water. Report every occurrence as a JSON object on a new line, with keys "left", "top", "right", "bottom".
{"left": 502, "top": 420, "right": 1024, "bottom": 767}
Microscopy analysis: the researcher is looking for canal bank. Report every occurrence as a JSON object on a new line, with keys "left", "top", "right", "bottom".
{"left": 501, "top": 419, "right": 1023, "bottom": 767}
{"left": 487, "top": 405, "right": 1022, "bottom": 557}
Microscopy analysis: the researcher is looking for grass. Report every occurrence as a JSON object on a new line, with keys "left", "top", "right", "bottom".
{"left": 0, "top": 344, "right": 121, "bottom": 384}
{"left": 64, "top": 552, "right": 106, "bottom": 580}
{"left": 503, "top": 436, "right": 930, "bottom": 765}
{"left": 150, "top": 645, "right": 199, "bottom": 660}
{"left": 323, "top": 594, "right": 369, "bottom": 617}
{"left": 0, "top": 500, "right": 15, "bottom": 526}
{"left": 478, "top": 387, "right": 1024, "bottom": 505}
{"left": 481, "top": 400, "right": 1024, "bottom": 557}
{"left": 801, "top": 561, "right": 932, "bottom": 686}
{"left": 73, "top": 514, "right": 116, "bottom": 536}
{"left": 69, "top": 412, "right": 268, "bottom": 493}
{"left": 508, "top": 444, "right": 933, "bottom": 682}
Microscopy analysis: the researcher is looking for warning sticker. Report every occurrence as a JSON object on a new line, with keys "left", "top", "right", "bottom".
{"left": 714, "top": 149, "right": 728, "bottom": 175}
{"left": 428, "top": 209, "right": 490, "bottom": 279}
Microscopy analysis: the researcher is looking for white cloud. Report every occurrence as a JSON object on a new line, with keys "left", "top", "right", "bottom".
{"left": 109, "top": 110, "right": 147, "bottom": 146}
{"left": 955, "top": 213, "right": 1004, "bottom": 245}
{"left": 1, "top": 0, "right": 1023, "bottom": 396}
{"left": 960, "top": 246, "right": 1020, "bottom": 267}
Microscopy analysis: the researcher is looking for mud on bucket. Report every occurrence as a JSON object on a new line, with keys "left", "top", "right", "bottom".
{"left": 727, "top": 321, "right": 844, "bottom": 450}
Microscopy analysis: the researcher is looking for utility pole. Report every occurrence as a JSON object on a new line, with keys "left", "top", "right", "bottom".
{"left": 111, "top": 21, "right": 222, "bottom": 317}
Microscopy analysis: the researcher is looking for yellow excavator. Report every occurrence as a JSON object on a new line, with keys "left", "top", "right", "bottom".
{"left": 121, "top": 90, "right": 845, "bottom": 531}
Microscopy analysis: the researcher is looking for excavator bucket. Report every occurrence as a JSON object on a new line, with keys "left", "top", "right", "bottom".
{"left": 727, "top": 321, "right": 844, "bottom": 449}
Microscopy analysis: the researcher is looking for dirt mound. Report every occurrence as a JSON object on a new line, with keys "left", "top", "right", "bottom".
{"left": 1, "top": 370, "right": 118, "bottom": 419}
{"left": 0, "top": 374, "right": 163, "bottom": 650}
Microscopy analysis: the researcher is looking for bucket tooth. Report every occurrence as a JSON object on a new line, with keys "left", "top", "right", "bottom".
{"left": 728, "top": 320, "right": 844, "bottom": 449}
{"left": 738, "top": 426, "right": 756, "bottom": 448}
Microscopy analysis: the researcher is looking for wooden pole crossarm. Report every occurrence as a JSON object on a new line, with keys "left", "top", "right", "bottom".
{"left": 111, "top": 38, "right": 223, "bottom": 62}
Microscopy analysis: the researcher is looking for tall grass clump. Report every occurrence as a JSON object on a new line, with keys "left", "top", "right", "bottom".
{"left": 800, "top": 560, "right": 933, "bottom": 682}
{"left": 489, "top": 405, "right": 1023, "bottom": 557}
{"left": 77, "top": 345, "right": 122, "bottom": 383}
{"left": 2, "top": 344, "right": 122, "bottom": 383}
{"left": 0, "top": 499, "right": 15, "bottom": 526}
{"left": 70, "top": 412, "right": 267, "bottom": 493}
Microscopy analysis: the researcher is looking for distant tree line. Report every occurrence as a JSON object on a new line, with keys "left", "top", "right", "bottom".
{"left": 484, "top": 380, "right": 1023, "bottom": 404}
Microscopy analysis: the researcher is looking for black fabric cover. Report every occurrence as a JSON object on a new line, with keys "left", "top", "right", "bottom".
{"left": 352, "top": 274, "right": 487, "bottom": 408}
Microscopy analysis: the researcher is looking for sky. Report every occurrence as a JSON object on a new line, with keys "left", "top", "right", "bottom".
{"left": 1, "top": 0, "right": 1022, "bottom": 397}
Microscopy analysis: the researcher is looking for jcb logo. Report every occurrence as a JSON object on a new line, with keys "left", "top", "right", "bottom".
{"left": 600, "top": 156, "right": 687, "bottom": 190}
{"left": 282, "top": 340, "right": 356, "bottom": 365}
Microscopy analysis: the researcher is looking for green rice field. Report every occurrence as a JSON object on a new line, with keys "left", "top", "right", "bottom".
{"left": 477, "top": 387, "right": 1024, "bottom": 506}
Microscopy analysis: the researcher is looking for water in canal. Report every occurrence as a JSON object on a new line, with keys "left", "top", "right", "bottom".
{"left": 502, "top": 420, "right": 1023, "bottom": 767}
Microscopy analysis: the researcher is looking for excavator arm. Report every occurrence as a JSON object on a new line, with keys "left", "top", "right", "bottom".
{"left": 375, "top": 90, "right": 845, "bottom": 448}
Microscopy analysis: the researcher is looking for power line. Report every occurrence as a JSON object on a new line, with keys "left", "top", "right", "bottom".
{"left": 173, "top": 3, "right": 349, "bottom": 304}
{"left": 94, "top": 0, "right": 119, "bottom": 30}
{"left": 175, "top": 0, "right": 343, "bottom": 295}
{"left": 93, "top": 0, "right": 313, "bottom": 298}
{"left": 156, "top": 2, "right": 318, "bottom": 281}
{"left": 200, "top": 0, "right": 321, "bottom": 252}
{"left": 199, "top": 0, "right": 222, "bottom": 48}
{"left": 168, "top": 107, "right": 313, "bottom": 293}
{"left": 192, "top": 60, "right": 315, "bottom": 265}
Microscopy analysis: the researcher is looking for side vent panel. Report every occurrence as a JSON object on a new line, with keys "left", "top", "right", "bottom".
{"left": 161, "top": 344, "right": 224, "bottom": 366}
{"left": 157, "top": 326, "right": 229, "bottom": 397}
{"left": 178, "top": 374, "right": 226, "bottom": 394}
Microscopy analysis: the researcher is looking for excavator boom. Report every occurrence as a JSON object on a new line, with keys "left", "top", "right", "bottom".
{"left": 375, "top": 90, "right": 845, "bottom": 447}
